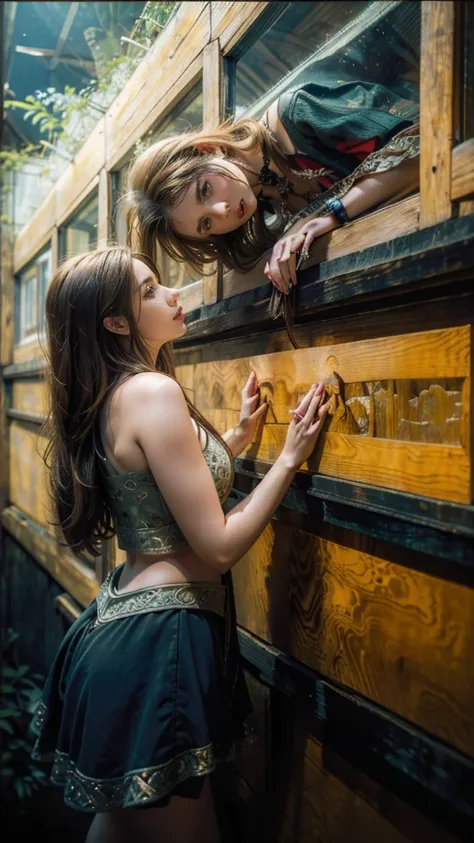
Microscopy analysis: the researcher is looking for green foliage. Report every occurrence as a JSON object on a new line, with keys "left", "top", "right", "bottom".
{"left": 0, "top": 145, "right": 43, "bottom": 173}
{"left": 3, "top": 2, "right": 178, "bottom": 173}
{"left": 0, "top": 628, "right": 47, "bottom": 810}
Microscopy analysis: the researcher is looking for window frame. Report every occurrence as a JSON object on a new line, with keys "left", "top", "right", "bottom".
{"left": 16, "top": 247, "right": 52, "bottom": 345}
{"left": 58, "top": 190, "right": 100, "bottom": 262}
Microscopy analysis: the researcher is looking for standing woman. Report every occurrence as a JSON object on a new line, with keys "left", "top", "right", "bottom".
{"left": 31, "top": 246, "right": 329, "bottom": 842}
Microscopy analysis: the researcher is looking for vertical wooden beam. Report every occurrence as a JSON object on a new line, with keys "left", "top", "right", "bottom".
{"left": 459, "top": 1, "right": 474, "bottom": 218}
{"left": 51, "top": 226, "right": 59, "bottom": 274}
{"left": 0, "top": 221, "right": 14, "bottom": 509}
{"left": 419, "top": 1, "right": 455, "bottom": 228}
{"left": 202, "top": 38, "right": 224, "bottom": 305}
{"left": 97, "top": 167, "right": 111, "bottom": 250}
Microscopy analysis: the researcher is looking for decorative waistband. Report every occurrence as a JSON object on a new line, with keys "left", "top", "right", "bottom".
{"left": 94, "top": 567, "right": 226, "bottom": 625}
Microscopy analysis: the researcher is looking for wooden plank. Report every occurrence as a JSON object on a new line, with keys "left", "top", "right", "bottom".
{"left": 51, "top": 225, "right": 58, "bottom": 274}
{"left": 54, "top": 592, "right": 82, "bottom": 623}
{"left": 183, "top": 326, "right": 471, "bottom": 501}
{"left": 223, "top": 196, "right": 420, "bottom": 299}
{"left": 1, "top": 505, "right": 98, "bottom": 608}
{"left": 320, "top": 746, "right": 467, "bottom": 843}
{"left": 106, "top": 3, "right": 209, "bottom": 171}
{"left": 9, "top": 424, "right": 51, "bottom": 527}
{"left": 238, "top": 629, "right": 474, "bottom": 836}
{"left": 280, "top": 736, "right": 412, "bottom": 843}
{"left": 213, "top": 1, "right": 270, "bottom": 53}
{"left": 13, "top": 339, "right": 46, "bottom": 365}
{"left": 11, "top": 380, "right": 47, "bottom": 415}
{"left": 203, "top": 39, "right": 223, "bottom": 130}
{"left": 55, "top": 119, "right": 105, "bottom": 225}
{"left": 181, "top": 214, "right": 474, "bottom": 344}
{"left": 1, "top": 224, "right": 14, "bottom": 365}
{"left": 3, "top": 356, "right": 46, "bottom": 379}
{"left": 1, "top": 222, "right": 15, "bottom": 508}
{"left": 242, "top": 430, "right": 469, "bottom": 502}
{"left": 420, "top": 1, "right": 455, "bottom": 227}
{"left": 230, "top": 468, "right": 474, "bottom": 570}
{"left": 180, "top": 279, "right": 204, "bottom": 313}
{"left": 186, "top": 325, "right": 470, "bottom": 401}
{"left": 97, "top": 167, "right": 111, "bottom": 249}
{"left": 56, "top": 173, "right": 100, "bottom": 229}
{"left": 451, "top": 138, "right": 474, "bottom": 201}
{"left": 222, "top": 133, "right": 471, "bottom": 301}
{"left": 13, "top": 189, "right": 55, "bottom": 274}
{"left": 233, "top": 527, "right": 474, "bottom": 756}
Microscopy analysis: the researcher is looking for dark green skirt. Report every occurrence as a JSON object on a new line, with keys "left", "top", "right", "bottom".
{"left": 31, "top": 566, "right": 252, "bottom": 812}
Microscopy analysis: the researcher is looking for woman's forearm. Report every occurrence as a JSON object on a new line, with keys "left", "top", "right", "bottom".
{"left": 298, "top": 156, "right": 420, "bottom": 233}
{"left": 222, "top": 426, "right": 247, "bottom": 457}
{"left": 337, "top": 155, "right": 419, "bottom": 221}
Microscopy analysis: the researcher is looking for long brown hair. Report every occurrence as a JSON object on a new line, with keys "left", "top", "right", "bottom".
{"left": 43, "top": 245, "right": 232, "bottom": 556}
{"left": 124, "top": 119, "right": 292, "bottom": 274}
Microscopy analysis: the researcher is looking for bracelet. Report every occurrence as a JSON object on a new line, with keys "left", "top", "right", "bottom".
{"left": 325, "top": 197, "right": 350, "bottom": 226}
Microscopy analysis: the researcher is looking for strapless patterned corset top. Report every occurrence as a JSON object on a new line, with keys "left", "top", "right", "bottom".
{"left": 100, "top": 428, "right": 234, "bottom": 554}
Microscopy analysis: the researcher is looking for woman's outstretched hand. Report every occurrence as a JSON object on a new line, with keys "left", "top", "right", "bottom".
{"left": 264, "top": 215, "right": 337, "bottom": 294}
{"left": 280, "top": 382, "right": 330, "bottom": 469}
{"left": 223, "top": 371, "right": 268, "bottom": 456}
{"left": 236, "top": 371, "right": 268, "bottom": 445}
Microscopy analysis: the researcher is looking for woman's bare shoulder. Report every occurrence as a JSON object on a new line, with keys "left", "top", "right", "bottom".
{"left": 112, "top": 372, "right": 183, "bottom": 413}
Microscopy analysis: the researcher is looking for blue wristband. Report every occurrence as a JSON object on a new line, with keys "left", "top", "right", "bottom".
{"left": 325, "top": 197, "right": 350, "bottom": 226}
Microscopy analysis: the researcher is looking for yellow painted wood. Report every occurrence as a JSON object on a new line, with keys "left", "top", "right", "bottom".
{"left": 232, "top": 526, "right": 474, "bottom": 755}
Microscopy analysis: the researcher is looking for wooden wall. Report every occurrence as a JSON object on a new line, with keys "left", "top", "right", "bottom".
{"left": 2, "top": 2, "right": 474, "bottom": 842}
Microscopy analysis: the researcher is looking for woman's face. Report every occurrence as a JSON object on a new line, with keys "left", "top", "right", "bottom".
{"left": 132, "top": 258, "right": 186, "bottom": 347}
{"left": 169, "top": 157, "right": 258, "bottom": 239}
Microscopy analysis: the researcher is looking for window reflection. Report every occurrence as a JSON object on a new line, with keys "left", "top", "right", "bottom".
{"left": 16, "top": 248, "right": 51, "bottom": 343}
{"left": 235, "top": 1, "right": 420, "bottom": 119}
{"left": 60, "top": 193, "right": 99, "bottom": 259}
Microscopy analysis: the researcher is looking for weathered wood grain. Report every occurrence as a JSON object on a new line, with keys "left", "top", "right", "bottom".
{"left": 451, "top": 138, "right": 474, "bottom": 201}
{"left": 278, "top": 730, "right": 464, "bottom": 843}
{"left": 223, "top": 196, "right": 421, "bottom": 299}
{"left": 212, "top": 1, "right": 270, "bottom": 53}
{"left": 232, "top": 525, "right": 474, "bottom": 755}
{"left": 106, "top": 3, "right": 209, "bottom": 170}
{"left": 9, "top": 424, "right": 52, "bottom": 527}
{"left": 97, "top": 167, "right": 112, "bottom": 249}
{"left": 54, "top": 592, "right": 82, "bottom": 623}
{"left": 13, "top": 190, "right": 55, "bottom": 274}
{"left": 12, "top": 380, "right": 48, "bottom": 416}
{"left": 13, "top": 338, "right": 46, "bottom": 365}
{"left": 180, "top": 279, "right": 204, "bottom": 313}
{"left": 279, "top": 734, "right": 411, "bottom": 843}
{"left": 420, "top": 2, "right": 455, "bottom": 227}
{"left": 1, "top": 506, "right": 98, "bottom": 608}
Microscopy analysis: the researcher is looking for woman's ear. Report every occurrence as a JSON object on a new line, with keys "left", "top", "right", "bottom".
{"left": 103, "top": 316, "right": 130, "bottom": 336}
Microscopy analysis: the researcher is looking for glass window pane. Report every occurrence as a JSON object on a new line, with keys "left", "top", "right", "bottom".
{"left": 18, "top": 265, "right": 37, "bottom": 341}
{"left": 37, "top": 253, "right": 52, "bottom": 335}
{"left": 61, "top": 192, "right": 99, "bottom": 259}
{"left": 235, "top": 1, "right": 420, "bottom": 118}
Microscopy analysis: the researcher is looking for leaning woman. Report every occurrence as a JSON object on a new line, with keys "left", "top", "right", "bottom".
{"left": 31, "top": 246, "right": 328, "bottom": 843}
{"left": 124, "top": 73, "right": 419, "bottom": 313}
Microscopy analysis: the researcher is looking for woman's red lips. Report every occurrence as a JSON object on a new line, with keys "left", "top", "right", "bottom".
{"left": 173, "top": 306, "right": 183, "bottom": 320}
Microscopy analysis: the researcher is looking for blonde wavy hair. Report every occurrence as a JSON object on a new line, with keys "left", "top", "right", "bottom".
{"left": 123, "top": 119, "right": 293, "bottom": 274}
